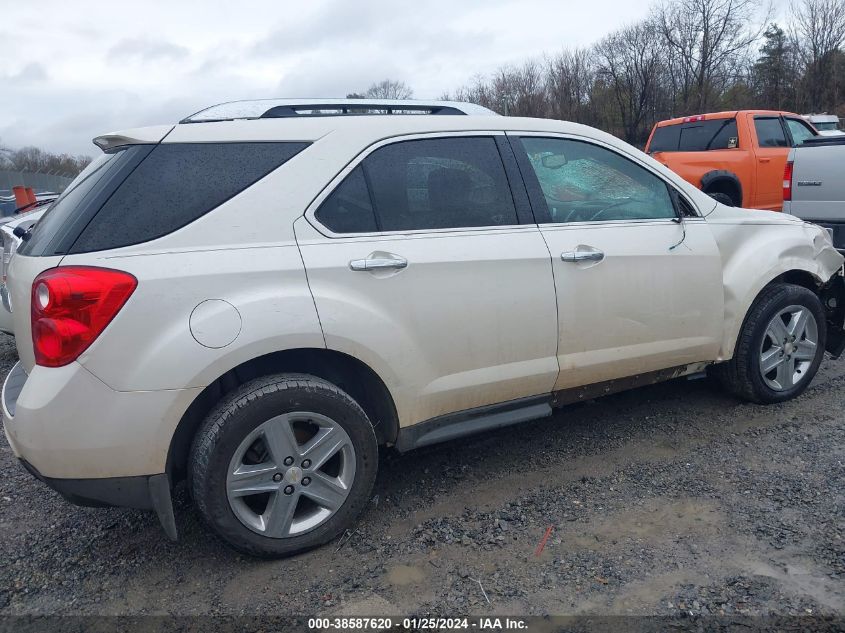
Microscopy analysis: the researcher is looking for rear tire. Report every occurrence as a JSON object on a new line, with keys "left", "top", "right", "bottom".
{"left": 710, "top": 283, "right": 826, "bottom": 404}
{"left": 189, "top": 373, "right": 378, "bottom": 558}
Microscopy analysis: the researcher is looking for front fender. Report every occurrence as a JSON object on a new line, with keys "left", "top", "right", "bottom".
{"left": 709, "top": 215, "right": 845, "bottom": 358}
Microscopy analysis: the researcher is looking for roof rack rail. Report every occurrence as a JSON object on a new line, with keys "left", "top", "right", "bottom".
{"left": 181, "top": 98, "right": 498, "bottom": 123}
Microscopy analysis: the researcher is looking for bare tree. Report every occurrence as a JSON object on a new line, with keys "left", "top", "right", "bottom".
{"left": 791, "top": 0, "right": 845, "bottom": 110}
{"left": 595, "top": 21, "right": 665, "bottom": 144}
{"left": 656, "top": 0, "right": 768, "bottom": 112}
{"left": 545, "top": 48, "right": 596, "bottom": 124}
{"left": 6, "top": 146, "right": 91, "bottom": 177}
{"left": 363, "top": 79, "right": 413, "bottom": 100}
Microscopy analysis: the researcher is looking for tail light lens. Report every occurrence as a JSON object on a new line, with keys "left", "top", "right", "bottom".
{"left": 783, "top": 160, "right": 794, "bottom": 202}
{"left": 31, "top": 266, "right": 137, "bottom": 367}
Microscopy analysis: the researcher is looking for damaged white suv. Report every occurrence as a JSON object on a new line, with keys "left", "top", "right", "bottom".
{"left": 3, "top": 99, "right": 844, "bottom": 558}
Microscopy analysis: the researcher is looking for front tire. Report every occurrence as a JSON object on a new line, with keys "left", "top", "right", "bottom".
{"left": 711, "top": 283, "right": 826, "bottom": 404}
{"left": 189, "top": 373, "right": 378, "bottom": 558}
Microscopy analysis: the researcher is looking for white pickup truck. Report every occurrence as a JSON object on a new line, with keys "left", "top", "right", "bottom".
{"left": 784, "top": 136, "right": 845, "bottom": 254}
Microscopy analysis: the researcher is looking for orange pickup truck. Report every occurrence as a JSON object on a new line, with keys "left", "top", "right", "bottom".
{"left": 644, "top": 110, "right": 819, "bottom": 210}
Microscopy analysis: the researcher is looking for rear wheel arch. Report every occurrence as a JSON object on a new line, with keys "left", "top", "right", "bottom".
{"left": 167, "top": 348, "right": 399, "bottom": 481}
{"left": 701, "top": 170, "right": 742, "bottom": 206}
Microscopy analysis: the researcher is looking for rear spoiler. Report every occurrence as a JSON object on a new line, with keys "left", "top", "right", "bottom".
{"left": 92, "top": 125, "right": 174, "bottom": 151}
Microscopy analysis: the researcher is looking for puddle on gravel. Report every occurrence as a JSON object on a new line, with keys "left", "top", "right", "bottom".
{"left": 386, "top": 564, "right": 426, "bottom": 586}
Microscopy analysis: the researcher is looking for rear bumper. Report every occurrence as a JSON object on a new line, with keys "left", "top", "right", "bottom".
{"left": 2, "top": 361, "right": 200, "bottom": 479}
{"left": 2, "top": 360, "right": 200, "bottom": 539}
{"left": 17, "top": 459, "right": 177, "bottom": 539}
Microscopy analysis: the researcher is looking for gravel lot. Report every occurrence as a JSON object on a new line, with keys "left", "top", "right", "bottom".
{"left": 0, "top": 331, "right": 843, "bottom": 618}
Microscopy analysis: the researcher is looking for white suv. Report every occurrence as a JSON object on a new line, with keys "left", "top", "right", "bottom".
{"left": 3, "top": 99, "right": 844, "bottom": 558}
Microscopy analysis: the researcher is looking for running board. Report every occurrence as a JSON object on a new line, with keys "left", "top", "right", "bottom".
{"left": 394, "top": 364, "right": 705, "bottom": 452}
{"left": 394, "top": 396, "right": 552, "bottom": 452}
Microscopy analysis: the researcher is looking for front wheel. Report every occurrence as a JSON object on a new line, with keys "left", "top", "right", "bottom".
{"left": 711, "top": 283, "right": 826, "bottom": 404}
{"left": 189, "top": 374, "right": 378, "bottom": 558}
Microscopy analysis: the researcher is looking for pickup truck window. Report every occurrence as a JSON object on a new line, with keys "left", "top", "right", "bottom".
{"left": 649, "top": 119, "right": 738, "bottom": 152}
{"left": 784, "top": 118, "right": 816, "bottom": 146}
{"left": 754, "top": 117, "right": 788, "bottom": 148}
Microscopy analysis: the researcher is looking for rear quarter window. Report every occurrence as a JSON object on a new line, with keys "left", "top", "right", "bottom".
{"left": 68, "top": 142, "right": 308, "bottom": 254}
{"left": 648, "top": 119, "right": 738, "bottom": 152}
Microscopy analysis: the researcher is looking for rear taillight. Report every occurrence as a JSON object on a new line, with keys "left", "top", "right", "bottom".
{"left": 783, "top": 160, "right": 794, "bottom": 202}
{"left": 31, "top": 266, "right": 137, "bottom": 367}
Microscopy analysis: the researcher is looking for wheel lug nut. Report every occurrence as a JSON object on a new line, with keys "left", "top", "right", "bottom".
{"left": 302, "top": 477, "right": 311, "bottom": 486}
{"left": 273, "top": 473, "right": 282, "bottom": 482}
{"left": 283, "top": 456, "right": 294, "bottom": 466}
{"left": 283, "top": 485, "right": 294, "bottom": 495}
{"left": 302, "top": 459, "right": 312, "bottom": 469}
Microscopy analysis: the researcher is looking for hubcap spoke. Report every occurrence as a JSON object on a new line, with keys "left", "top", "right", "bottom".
{"left": 760, "top": 347, "right": 784, "bottom": 374}
{"left": 301, "top": 426, "right": 346, "bottom": 470}
{"left": 766, "top": 317, "right": 789, "bottom": 344}
{"left": 227, "top": 463, "right": 279, "bottom": 498}
{"left": 775, "top": 356, "right": 795, "bottom": 389}
{"left": 300, "top": 471, "right": 349, "bottom": 511}
{"left": 793, "top": 339, "right": 817, "bottom": 361}
{"left": 262, "top": 490, "right": 300, "bottom": 537}
{"left": 262, "top": 417, "right": 300, "bottom": 463}
{"left": 788, "top": 309, "right": 809, "bottom": 339}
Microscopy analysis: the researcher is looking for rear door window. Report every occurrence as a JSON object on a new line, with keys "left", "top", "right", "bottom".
{"left": 754, "top": 118, "right": 788, "bottom": 147}
{"left": 648, "top": 119, "right": 738, "bottom": 152}
{"left": 362, "top": 137, "right": 518, "bottom": 232}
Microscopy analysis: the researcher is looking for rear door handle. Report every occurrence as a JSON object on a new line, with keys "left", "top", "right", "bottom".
{"left": 561, "top": 250, "right": 604, "bottom": 262}
{"left": 759, "top": 157, "right": 771, "bottom": 163}
{"left": 349, "top": 257, "right": 408, "bottom": 271}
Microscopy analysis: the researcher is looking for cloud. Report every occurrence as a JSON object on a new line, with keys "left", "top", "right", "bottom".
{"left": 108, "top": 38, "right": 189, "bottom": 63}
{"left": 4, "top": 62, "right": 48, "bottom": 84}
{"left": 0, "top": 0, "right": 651, "bottom": 155}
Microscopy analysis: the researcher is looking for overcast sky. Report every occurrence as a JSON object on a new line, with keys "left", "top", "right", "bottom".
{"left": 1, "top": 0, "right": 784, "bottom": 157}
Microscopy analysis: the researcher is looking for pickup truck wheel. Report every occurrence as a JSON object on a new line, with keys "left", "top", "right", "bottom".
{"left": 189, "top": 373, "right": 378, "bottom": 558}
{"left": 711, "top": 283, "right": 826, "bottom": 404}
{"left": 706, "top": 191, "right": 735, "bottom": 206}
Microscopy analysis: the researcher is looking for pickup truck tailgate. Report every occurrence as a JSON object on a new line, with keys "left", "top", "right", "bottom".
{"left": 785, "top": 142, "right": 845, "bottom": 251}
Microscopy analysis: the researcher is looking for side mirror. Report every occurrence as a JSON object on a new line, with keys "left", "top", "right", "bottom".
{"left": 541, "top": 153, "right": 568, "bottom": 169}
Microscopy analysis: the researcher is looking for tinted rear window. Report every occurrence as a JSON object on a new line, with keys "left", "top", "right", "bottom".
{"left": 69, "top": 142, "right": 308, "bottom": 253}
{"left": 22, "top": 142, "right": 308, "bottom": 256}
{"left": 19, "top": 146, "right": 151, "bottom": 256}
{"left": 648, "top": 119, "right": 738, "bottom": 152}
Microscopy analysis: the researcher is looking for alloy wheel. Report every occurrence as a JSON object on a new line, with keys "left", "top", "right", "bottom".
{"left": 759, "top": 305, "right": 819, "bottom": 391}
{"left": 226, "top": 412, "right": 356, "bottom": 537}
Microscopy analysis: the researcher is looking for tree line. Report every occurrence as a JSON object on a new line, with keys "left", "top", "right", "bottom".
{"left": 425, "top": 0, "right": 845, "bottom": 148}
{"left": 0, "top": 142, "right": 92, "bottom": 178}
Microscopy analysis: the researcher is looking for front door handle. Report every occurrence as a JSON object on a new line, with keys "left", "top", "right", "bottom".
{"left": 349, "top": 257, "right": 408, "bottom": 271}
{"left": 561, "top": 250, "right": 605, "bottom": 263}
